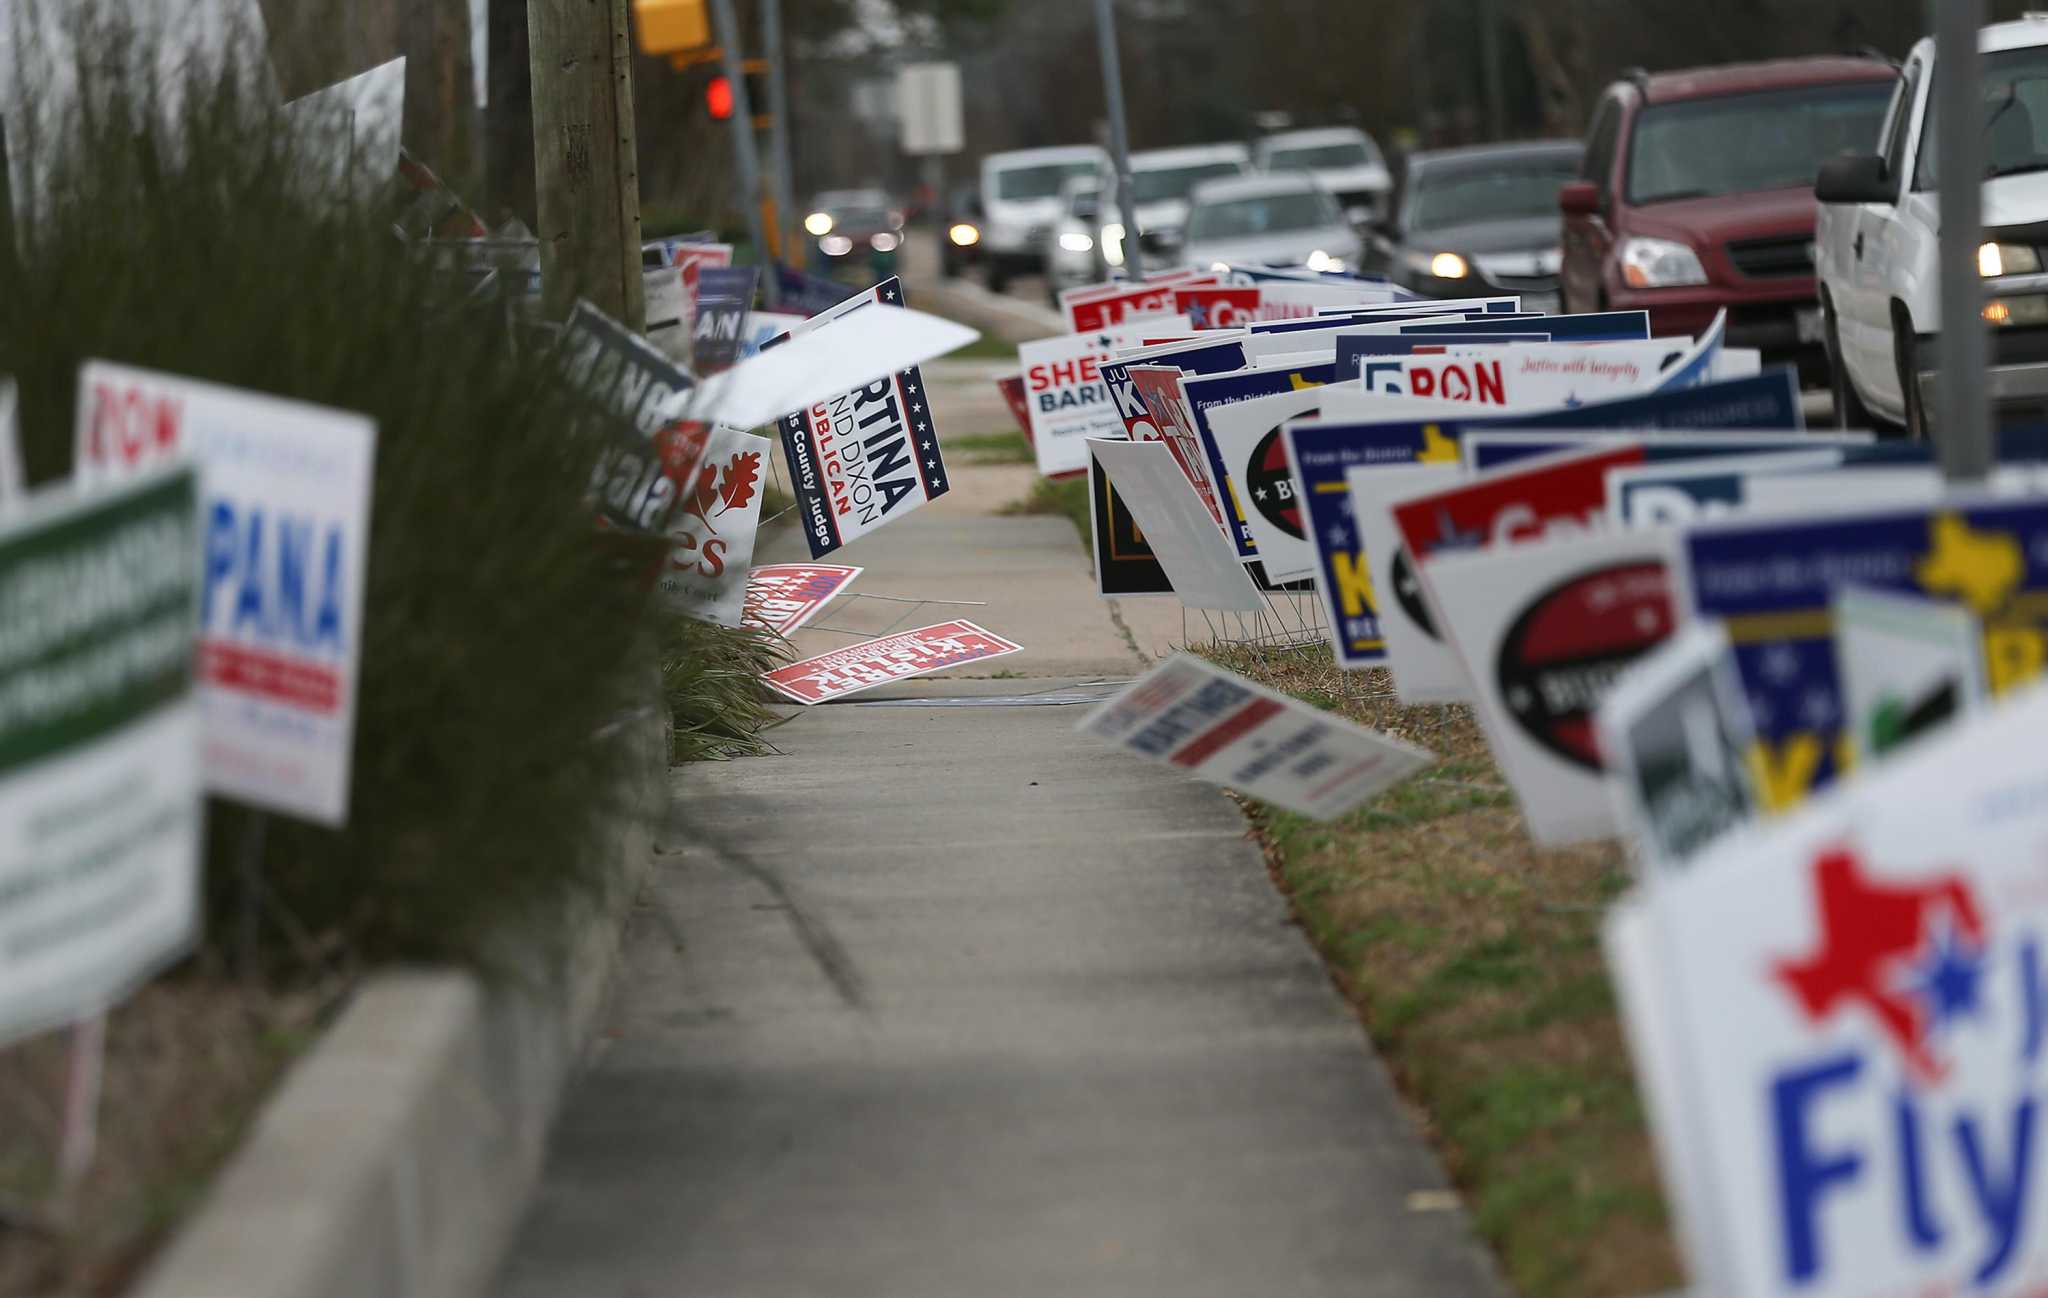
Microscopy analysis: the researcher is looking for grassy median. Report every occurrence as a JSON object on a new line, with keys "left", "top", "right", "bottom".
{"left": 1199, "top": 645, "right": 1682, "bottom": 1298}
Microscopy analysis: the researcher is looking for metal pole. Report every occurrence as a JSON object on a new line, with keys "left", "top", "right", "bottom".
{"left": 707, "top": 0, "right": 773, "bottom": 308}
{"left": 1093, "top": 0, "right": 1144, "bottom": 280}
{"left": 1935, "top": 0, "right": 1990, "bottom": 479}
{"left": 761, "top": 0, "right": 795, "bottom": 307}
{"left": 1479, "top": 0, "right": 1505, "bottom": 141}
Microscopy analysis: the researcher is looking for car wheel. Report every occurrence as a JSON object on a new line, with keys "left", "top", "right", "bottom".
{"left": 987, "top": 261, "right": 1009, "bottom": 295}
{"left": 1894, "top": 305, "right": 1929, "bottom": 441}
{"left": 1824, "top": 296, "right": 1875, "bottom": 431}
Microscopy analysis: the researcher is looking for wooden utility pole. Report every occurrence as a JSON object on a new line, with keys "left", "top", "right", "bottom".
{"left": 527, "top": 0, "right": 645, "bottom": 328}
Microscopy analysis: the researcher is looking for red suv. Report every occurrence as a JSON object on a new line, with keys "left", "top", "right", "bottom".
{"left": 1559, "top": 57, "right": 1897, "bottom": 374}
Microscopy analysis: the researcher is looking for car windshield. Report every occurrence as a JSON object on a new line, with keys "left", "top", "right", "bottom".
{"left": 1131, "top": 162, "right": 1244, "bottom": 204}
{"left": 1186, "top": 191, "right": 1334, "bottom": 241}
{"left": 995, "top": 162, "right": 1099, "bottom": 201}
{"left": 1626, "top": 81, "right": 1894, "bottom": 204}
{"left": 1917, "top": 45, "right": 2048, "bottom": 188}
{"left": 1265, "top": 141, "right": 1376, "bottom": 171}
{"left": 1407, "top": 155, "right": 1582, "bottom": 229}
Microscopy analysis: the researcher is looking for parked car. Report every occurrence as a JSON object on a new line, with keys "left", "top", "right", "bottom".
{"left": 1043, "top": 175, "right": 1109, "bottom": 301}
{"left": 1371, "top": 139, "right": 1583, "bottom": 311}
{"left": 978, "top": 144, "right": 1109, "bottom": 292}
{"left": 1113, "top": 143, "right": 1252, "bottom": 266}
{"left": 1252, "top": 126, "right": 1393, "bottom": 226}
{"left": 1560, "top": 56, "right": 1896, "bottom": 377}
{"left": 1179, "top": 172, "right": 1362, "bottom": 273}
{"left": 1818, "top": 15, "right": 2048, "bottom": 436}
{"left": 802, "top": 188, "right": 905, "bottom": 269}
{"left": 941, "top": 182, "right": 984, "bottom": 279}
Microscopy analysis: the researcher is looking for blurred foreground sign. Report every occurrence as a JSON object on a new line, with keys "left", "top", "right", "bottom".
{"left": 740, "top": 563, "right": 860, "bottom": 636}
{"left": 1079, "top": 653, "right": 1431, "bottom": 820}
{"left": 763, "top": 621, "right": 1020, "bottom": 704}
{"left": 72, "top": 363, "right": 377, "bottom": 826}
{"left": 0, "top": 469, "right": 203, "bottom": 1046}
{"left": 1607, "top": 683, "right": 2048, "bottom": 1298}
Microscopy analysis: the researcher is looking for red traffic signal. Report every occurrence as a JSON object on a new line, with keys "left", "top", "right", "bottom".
{"left": 705, "top": 74, "right": 735, "bottom": 120}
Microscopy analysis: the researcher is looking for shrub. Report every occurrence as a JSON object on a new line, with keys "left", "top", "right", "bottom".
{"left": 0, "top": 25, "right": 764, "bottom": 972}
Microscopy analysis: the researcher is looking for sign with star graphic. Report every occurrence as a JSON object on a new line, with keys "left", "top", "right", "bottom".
{"left": 771, "top": 279, "right": 952, "bottom": 559}
{"left": 1669, "top": 495, "right": 2048, "bottom": 812}
{"left": 1179, "top": 362, "right": 1341, "bottom": 560}
{"left": 1603, "top": 684, "right": 2048, "bottom": 1298}
{"left": 1427, "top": 528, "right": 1677, "bottom": 846}
{"left": 1018, "top": 316, "right": 1190, "bottom": 479}
{"left": 1078, "top": 652, "right": 1433, "bottom": 821}
{"left": 1204, "top": 384, "right": 1335, "bottom": 584}
{"left": 741, "top": 563, "right": 862, "bottom": 637}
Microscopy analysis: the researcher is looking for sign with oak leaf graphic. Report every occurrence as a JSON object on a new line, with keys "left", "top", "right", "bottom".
{"left": 660, "top": 426, "right": 772, "bottom": 626}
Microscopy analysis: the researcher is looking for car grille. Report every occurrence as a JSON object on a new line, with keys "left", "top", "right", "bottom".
{"left": 1726, "top": 235, "right": 1816, "bottom": 280}
{"left": 1479, "top": 271, "right": 1560, "bottom": 293}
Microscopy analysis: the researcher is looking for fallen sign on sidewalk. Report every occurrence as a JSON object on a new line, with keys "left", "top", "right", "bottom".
{"left": 763, "top": 620, "right": 1022, "bottom": 704}
{"left": 1078, "top": 653, "right": 1433, "bottom": 821}
{"left": 741, "top": 563, "right": 862, "bottom": 637}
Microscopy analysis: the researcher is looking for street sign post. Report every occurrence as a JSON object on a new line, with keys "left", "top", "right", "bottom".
{"left": 1093, "top": 0, "right": 1145, "bottom": 280}
{"left": 1936, "top": 0, "right": 1990, "bottom": 480}
{"left": 897, "top": 62, "right": 963, "bottom": 277}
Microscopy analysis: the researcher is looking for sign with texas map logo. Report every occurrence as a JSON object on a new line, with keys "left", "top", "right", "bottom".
{"left": 1428, "top": 530, "right": 1676, "bottom": 846}
{"left": 660, "top": 426, "right": 769, "bottom": 626}
{"left": 1606, "top": 684, "right": 2048, "bottom": 1298}
{"left": 1671, "top": 497, "right": 2048, "bottom": 814}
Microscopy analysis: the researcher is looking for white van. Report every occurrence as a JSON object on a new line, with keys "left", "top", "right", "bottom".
{"left": 1253, "top": 126, "right": 1394, "bottom": 226}
{"left": 979, "top": 144, "right": 1110, "bottom": 291}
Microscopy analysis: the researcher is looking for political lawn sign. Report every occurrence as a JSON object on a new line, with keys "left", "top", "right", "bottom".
{"left": 1181, "top": 361, "right": 1339, "bottom": 559}
{"left": 1832, "top": 585, "right": 1990, "bottom": 769}
{"left": 659, "top": 426, "right": 770, "bottom": 626}
{"left": 1079, "top": 653, "right": 1433, "bottom": 821}
{"left": 1606, "top": 683, "right": 2048, "bottom": 1298}
{"left": 1088, "top": 451, "right": 1173, "bottom": 598}
{"left": 773, "top": 279, "right": 952, "bottom": 559}
{"left": 560, "top": 300, "right": 707, "bottom": 534}
{"left": 1089, "top": 439, "right": 1263, "bottom": 613}
{"left": 1427, "top": 529, "right": 1677, "bottom": 846}
{"left": 763, "top": 621, "right": 1021, "bottom": 704}
{"left": 1348, "top": 462, "right": 1464, "bottom": 699}
{"left": 690, "top": 265, "right": 758, "bottom": 376}
{"left": 1594, "top": 622, "right": 1758, "bottom": 872}
{"left": 72, "top": 362, "right": 376, "bottom": 826}
{"left": 1019, "top": 317, "right": 1189, "bottom": 479}
{"left": 1205, "top": 384, "right": 1341, "bottom": 583}
{"left": 0, "top": 468, "right": 203, "bottom": 1046}
{"left": 741, "top": 564, "right": 861, "bottom": 637}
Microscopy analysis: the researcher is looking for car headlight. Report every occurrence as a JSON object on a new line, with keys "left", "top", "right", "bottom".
{"left": 1981, "top": 241, "right": 2043, "bottom": 278}
{"left": 948, "top": 222, "right": 981, "bottom": 247}
{"left": 1403, "top": 250, "right": 1468, "bottom": 280}
{"left": 804, "top": 211, "right": 834, "bottom": 237}
{"left": 870, "top": 231, "right": 900, "bottom": 253}
{"left": 1305, "top": 249, "right": 1347, "bottom": 273}
{"left": 1060, "top": 231, "right": 1096, "bottom": 253}
{"left": 819, "top": 234, "right": 853, "bottom": 257}
{"left": 1618, "top": 237, "right": 1708, "bottom": 289}
{"left": 1102, "top": 223, "right": 1126, "bottom": 267}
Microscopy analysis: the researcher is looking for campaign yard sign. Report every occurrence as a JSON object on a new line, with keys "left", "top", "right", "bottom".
{"left": 559, "top": 300, "right": 708, "bottom": 534}
{"left": 0, "top": 469, "right": 204, "bottom": 1047}
{"left": 73, "top": 363, "right": 376, "bottom": 826}
{"left": 1088, "top": 451, "right": 1172, "bottom": 597}
{"left": 1594, "top": 622, "right": 1758, "bottom": 872}
{"left": 1671, "top": 498, "right": 2048, "bottom": 811}
{"left": 1177, "top": 283, "right": 1395, "bottom": 329}
{"left": 741, "top": 563, "right": 861, "bottom": 637}
{"left": 1205, "top": 385, "right": 1337, "bottom": 583}
{"left": 1020, "top": 317, "right": 1188, "bottom": 479}
{"left": 1605, "top": 684, "right": 2048, "bottom": 1298}
{"left": 995, "top": 372, "right": 1033, "bottom": 442}
{"left": 690, "top": 266, "right": 758, "bottom": 375}
{"left": 1350, "top": 463, "right": 1464, "bottom": 700}
{"left": 774, "top": 279, "right": 951, "bottom": 559}
{"left": 659, "top": 426, "right": 770, "bottom": 626}
{"left": 1063, "top": 276, "right": 1215, "bottom": 333}
{"left": 1181, "top": 361, "right": 1340, "bottom": 559}
{"left": 1428, "top": 529, "right": 1677, "bottom": 846}
{"left": 1100, "top": 336, "right": 1246, "bottom": 444}
{"left": 1079, "top": 653, "right": 1433, "bottom": 820}
{"left": 763, "top": 621, "right": 1021, "bottom": 704}
{"left": 1833, "top": 585, "right": 1990, "bottom": 769}
{"left": 1090, "top": 438, "right": 1263, "bottom": 613}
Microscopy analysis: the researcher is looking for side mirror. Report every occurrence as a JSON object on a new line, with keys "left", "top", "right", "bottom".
{"left": 1816, "top": 152, "right": 1893, "bottom": 205}
{"left": 1559, "top": 180, "right": 1601, "bottom": 217}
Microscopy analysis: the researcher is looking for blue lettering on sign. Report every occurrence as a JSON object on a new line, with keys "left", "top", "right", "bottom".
{"left": 202, "top": 499, "right": 348, "bottom": 655}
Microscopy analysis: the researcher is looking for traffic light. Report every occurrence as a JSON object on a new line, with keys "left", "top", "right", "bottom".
{"left": 705, "top": 74, "right": 735, "bottom": 120}
{"left": 633, "top": 0, "right": 711, "bottom": 56}
{"left": 702, "top": 62, "right": 770, "bottom": 126}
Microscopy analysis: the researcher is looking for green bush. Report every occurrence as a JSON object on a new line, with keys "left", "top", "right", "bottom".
{"left": 0, "top": 36, "right": 772, "bottom": 973}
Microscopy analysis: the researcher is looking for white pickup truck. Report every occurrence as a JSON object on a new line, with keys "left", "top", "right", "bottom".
{"left": 1817, "top": 14, "right": 2048, "bottom": 436}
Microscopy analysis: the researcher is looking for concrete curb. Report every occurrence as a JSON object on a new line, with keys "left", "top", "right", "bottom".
{"left": 131, "top": 704, "right": 666, "bottom": 1298}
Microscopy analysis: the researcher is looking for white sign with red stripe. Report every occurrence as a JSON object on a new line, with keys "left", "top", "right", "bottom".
{"left": 762, "top": 620, "right": 1021, "bottom": 704}
{"left": 72, "top": 361, "right": 377, "bottom": 826}
{"left": 1078, "top": 653, "right": 1432, "bottom": 819}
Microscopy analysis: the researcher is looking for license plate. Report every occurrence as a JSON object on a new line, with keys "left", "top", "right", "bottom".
{"left": 1796, "top": 307, "right": 1825, "bottom": 345}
